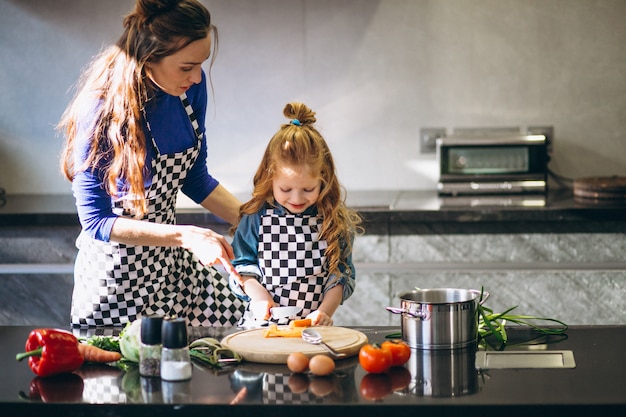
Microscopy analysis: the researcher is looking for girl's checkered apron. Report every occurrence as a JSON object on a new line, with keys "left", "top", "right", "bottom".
{"left": 70, "top": 94, "right": 243, "bottom": 327}
{"left": 239, "top": 207, "right": 329, "bottom": 327}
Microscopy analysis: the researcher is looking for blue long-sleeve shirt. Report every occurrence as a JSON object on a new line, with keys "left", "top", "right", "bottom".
{"left": 71, "top": 71, "right": 218, "bottom": 241}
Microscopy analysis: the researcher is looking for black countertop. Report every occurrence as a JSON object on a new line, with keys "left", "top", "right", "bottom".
{"left": 1, "top": 190, "right": 624, "bottom": 234}
{"left": 1, "top": 325, "right": 624, "bottom": 416}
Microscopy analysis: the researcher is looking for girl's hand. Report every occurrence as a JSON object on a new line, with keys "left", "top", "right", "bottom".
{"left": 241, "top": 278, "right": 275, "bottom": 321}
{"left": 249, "top": 300, "right": 273, "bottom": 321}
{"left": 307, "top": 310, "right": 333, "bottom": 326}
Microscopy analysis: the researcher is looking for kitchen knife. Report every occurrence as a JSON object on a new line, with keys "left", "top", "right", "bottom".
{"left": 270, "top": 306, "right": 303, "bottom": 320}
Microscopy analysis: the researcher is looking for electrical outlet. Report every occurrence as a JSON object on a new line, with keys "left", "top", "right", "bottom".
{"left": 527, "top": 126, "right": 553, "bottom": 154}
{"left": 420, "top": 128, "right": 446, "bottom": 154}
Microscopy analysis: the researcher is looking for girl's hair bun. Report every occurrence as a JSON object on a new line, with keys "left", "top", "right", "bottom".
{"left": 283, "top": 102, "right": 316, "bottom": 126}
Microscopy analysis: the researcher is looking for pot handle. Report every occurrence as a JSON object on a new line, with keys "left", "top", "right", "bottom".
{"left": 386, "top": 306, "right": 425, "bottom": 319}
{"left": 479, "top": 291, "right": 490, "bottom": 305}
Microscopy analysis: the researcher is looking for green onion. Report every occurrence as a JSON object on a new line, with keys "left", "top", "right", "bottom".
{"left": 188, "top": 337, "right": 242, "bottom": 368}
{"left": 477, "top": 287, "right": 568, "bottom": 348}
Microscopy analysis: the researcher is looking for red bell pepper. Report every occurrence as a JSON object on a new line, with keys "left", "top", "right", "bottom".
{"left": 16, "top": 329, "right": 84, "bottom": 377}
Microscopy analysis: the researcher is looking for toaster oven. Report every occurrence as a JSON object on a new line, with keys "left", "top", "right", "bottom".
{"left": 436, "top": 134, "right": 548, "bottom": 195}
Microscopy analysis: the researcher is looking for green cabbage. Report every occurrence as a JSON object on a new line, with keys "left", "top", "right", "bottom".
{"left": 119, "top": 319, "right": 142, "bottom": 363}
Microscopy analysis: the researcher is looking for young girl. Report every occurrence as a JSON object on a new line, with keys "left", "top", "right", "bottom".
{"left": 229, "top": 102, "right": 363, "bottom": 327}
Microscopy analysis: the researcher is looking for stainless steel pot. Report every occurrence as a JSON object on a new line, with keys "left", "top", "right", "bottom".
{"left": 386, "top": 288, "right": 488, "bottom": 350}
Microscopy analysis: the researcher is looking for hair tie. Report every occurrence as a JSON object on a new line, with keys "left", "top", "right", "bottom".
{"left": 290, "top": 119, "right": 302, "bottom": 126}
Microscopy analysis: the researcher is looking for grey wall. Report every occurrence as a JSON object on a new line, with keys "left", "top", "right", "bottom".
{"left": 1, "top": 0, "right": 625, "bottom": 196}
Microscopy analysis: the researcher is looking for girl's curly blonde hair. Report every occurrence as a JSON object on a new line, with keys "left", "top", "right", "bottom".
{"left": 234, "top": 102, "right": 363, "bottom": 276}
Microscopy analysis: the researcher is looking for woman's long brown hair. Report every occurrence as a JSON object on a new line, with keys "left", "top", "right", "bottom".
{"left": 58, "top": 0, "right": 216, "bottom": 218}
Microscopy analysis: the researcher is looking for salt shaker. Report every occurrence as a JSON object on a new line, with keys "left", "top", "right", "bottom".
{"left": 160, "top": 317, "right": 192, "bottom": 381}
{"left": 139, "top": 315, "right": 163, "bottom": 377}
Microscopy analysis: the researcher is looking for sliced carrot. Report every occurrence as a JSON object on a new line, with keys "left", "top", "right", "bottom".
{"left": 263, "top": 324, "right": 304, "bottom": 338}
{"left": 78, "top": 343, "right": 122, "bottom": 363}
{"left": 290, "top": 318, "right": 312, "bottom": 328}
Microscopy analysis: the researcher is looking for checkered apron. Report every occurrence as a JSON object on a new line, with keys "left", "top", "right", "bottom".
{"left": 70, "top": 94, "right": 243, "bottom": 328}
{"left": 242, "top": 208, "right": 328, "bottom": 326}
{"left": 263, "top": 373, "right": 325, "bottom": 404}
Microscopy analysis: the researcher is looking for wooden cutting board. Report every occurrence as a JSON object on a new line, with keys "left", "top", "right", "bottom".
{"left": 221, "top": 326, "right": 368, "bottom": 364}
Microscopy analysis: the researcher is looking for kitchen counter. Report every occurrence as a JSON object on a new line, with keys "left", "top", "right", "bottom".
{"left": 1, "top": 325, "right": 624, "bottom": 416}
{"left": 1, "top": 189, "right": 624, "bottom": 234}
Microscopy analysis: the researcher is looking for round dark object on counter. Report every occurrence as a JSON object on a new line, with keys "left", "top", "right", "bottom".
{"left": 573, "top": 176, "right": 626, "bottom": 200}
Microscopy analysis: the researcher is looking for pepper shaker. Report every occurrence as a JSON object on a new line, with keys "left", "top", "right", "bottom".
{"left": 160, "top": 317, "right": 192, "bottom": 381}
{"left": 139, "top": 315, "right": 163, "bottom": 377}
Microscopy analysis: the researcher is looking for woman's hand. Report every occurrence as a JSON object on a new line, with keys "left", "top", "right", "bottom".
{"left": 181, "top": 226, "right": 238, "bottom": 274}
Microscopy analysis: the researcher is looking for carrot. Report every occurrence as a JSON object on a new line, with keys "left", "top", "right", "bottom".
{"left": 263, "top": 324, "right": 304, "bottom": 338}
{"left": 78, "top": 343, "right": 122, "bottom": 363}
{"left": 290, "top": 318, "right": 312, "bottom": 328}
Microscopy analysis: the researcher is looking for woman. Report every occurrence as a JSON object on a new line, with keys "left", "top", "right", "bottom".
{"left": 58, "top": 0, "right": 243, "bottom": 327}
